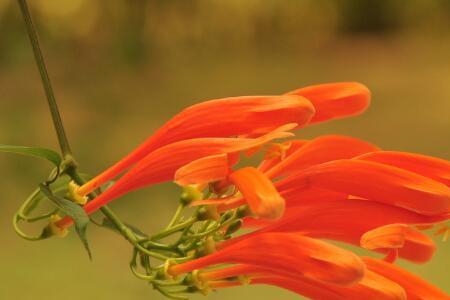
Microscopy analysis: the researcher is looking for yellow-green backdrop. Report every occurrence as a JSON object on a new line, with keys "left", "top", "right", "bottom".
{"left": 0, "top": 1, "right": 449, "bottom": 299}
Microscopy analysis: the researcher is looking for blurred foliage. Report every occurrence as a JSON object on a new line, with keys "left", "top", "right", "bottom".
{"left": 0, "top": 1, "right": 449, "bottom": 300}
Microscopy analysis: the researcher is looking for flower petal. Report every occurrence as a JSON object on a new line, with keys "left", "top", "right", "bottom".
{"left": 363, "top": 256, "right": 450, "bottom": 300}
{"left": 201, "top": 264, "right": 406, "bottom": 300}
{"left": 79, "top": 95, "right": 314, "bottom": 195}
{"left": 174, "top": 154, "right": 230, "bottom": 186}
{"left": 231, "top": 200, "right": 446, "bottom": 262}
{"left": 229, "top": 167, "right": 285, "bottom": 220}
{"left": 360, "top": 224, "right": 436, "bottom": 263}
{"left": 56, "top": 125, "right": 294, "bottom": 229}
{"left": 266, "top": 135, "right": 379, "bottom": 179}
{"left": 253, "top": 271, "right": 406, "bottom": 300}
{"left": 277, "top": 159, "right": 450, "bottom": 216}
{"left": 169, "top": 232, "right": 366, "bottom": 286}
{"left": 286, "top": 82, "right": 370, "bottom": 124}
{"left": 357, "top": 151, "right": 450, "bottom": 186}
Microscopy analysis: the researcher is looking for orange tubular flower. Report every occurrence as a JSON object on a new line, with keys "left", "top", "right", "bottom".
{"left": 78, "top": 95, "right": 315, "bottom": 196}
{"left": 56, "top": 125, "right": 295, "bottom": 229}
{"left": 224, "top": 200, "right": 446, "bottom": 263}
{"left": 264, "top": 135, "right": 379, "bottom": 179}
{"left": 229, "top": 167, "right": 285, "bottom": 220}
{"left": 357, "top": 151, "right": 450, "bottom": 186}
{"left": 250, "top": 273, "right": 406, "bottom": 300}
{"left": 174, "top": 154, "right": 231, "bottom": 187}
{"left": 174, "top": 156, "right": 285, "bottom": 220}
{"left": 360, "top": 223, "right": 436, "bottom": 263}
{"left": 285, "top": 82, "right": 371, "bottom": 124}
{"left": 363, "top": 257, "right": 450, "bottom": 300}
{"left": 276, "top": 159, "right": 450, "bottom": 216}
{"left": 168, "top": 232, "right": 366, "bottom": 286}
{"left": 199, "top": 264, "right": 406, "bottom": 300}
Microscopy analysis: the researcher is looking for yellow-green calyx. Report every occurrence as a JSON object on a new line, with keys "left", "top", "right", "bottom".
{"left": 187, "top": 270, "right": 210, "bottom": 295}
{"left": 45, "top": 214, "right": 68, "bottom": 238}
{"left": 66, "top": 180, "right": 88, "bottom": 205}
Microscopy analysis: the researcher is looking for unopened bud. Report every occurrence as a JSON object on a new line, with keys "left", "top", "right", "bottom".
{"left": 196, "top": 237, "right": 216, "bottom": 257}
{"left": 196, "top": 205, "right": 220, "bottom": 221}
{"left": 180, "top": 185, "right": 203, "bottom": 205}
{"left": 225, "top": 219, "right": 242, "bottom": 236}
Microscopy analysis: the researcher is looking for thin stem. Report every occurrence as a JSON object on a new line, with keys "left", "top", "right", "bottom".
{"left": 166, "top": 203, "right": 185, "bottom": 229}
{"left": 17, "top": 0, "right": 71, "bottom": 157}
{"left": 151, "top": 218, "right": 197, "bottom": 241}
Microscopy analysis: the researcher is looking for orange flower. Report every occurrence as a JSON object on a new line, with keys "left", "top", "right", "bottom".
{"left": 79, "top": 81, "right": 370, "bottom": 196}
{"left": 202, "top": 264, "right": 406, "bottom": 300}
{"left": 263, "top": 135, "right": 379, "bottom": 179}
{"left": 357, "top": 151, "right": 450, "bottom": 186}
{"left": 363, "top": 256, "right": 450, "bottom": 300}
{"left": 77, "top": 95, "right": 314, "bottom": 196}
{"left": 286, "top": 82, "right": 371, "bottom": 124}
{"left": 250, "top": 273, "right": 406, "bottom": 300}
{"left": 229, "top": 167, "right": 285, "bottom": 220}
{"left": 223, "top": 199, "right": 445, "bottom": 262}
{"left": 177, "top": 162, "right": 286, "bottom": 220}
{"left": 360, "top": 223, "right": 436, "bottom": 263}
{"left": 276, "top": 159, "right": 450, "bottom": 216}
{"left": 168, "top": 232, "right": 365, "bottom": 286}
{"left": 56, "top": 125, "right": 295, "bottom": 228}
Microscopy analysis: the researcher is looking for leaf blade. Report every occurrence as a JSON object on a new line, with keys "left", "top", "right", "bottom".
{"left": 0, "top": 144, "right": 61, "bottom": 166}
{"left": 39, "top": 184, "right": 92, "bottom": 259}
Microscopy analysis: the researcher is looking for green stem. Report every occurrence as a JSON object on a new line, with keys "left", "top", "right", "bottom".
{"left": 165, "top": 203, "right": 185, "bottom": 229}
{"left": 17, "top": 0, "right": 71, "bottom": 157}
{"left": 151, "top": 218, "right": 197, "bottom": 241}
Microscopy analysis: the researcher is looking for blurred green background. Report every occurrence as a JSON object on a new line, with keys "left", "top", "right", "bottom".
{"left": 0, "top": 1, "right": 449, "bottom": 299}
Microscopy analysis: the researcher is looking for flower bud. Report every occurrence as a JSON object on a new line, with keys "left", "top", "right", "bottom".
{"left": 225, "top": 219, "right": 242, "bottom": 236}
{"left": 196, "top": 237, "right": 217, "bottom": 257}
{"left": 196, "top": 205, "right": 220, "bottom": 221}
{"left": 180, "top": 185, "right": 203, "bottom": 205}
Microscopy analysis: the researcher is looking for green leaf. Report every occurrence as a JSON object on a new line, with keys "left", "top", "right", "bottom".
{"left": 0, "top": 144, "right": 61, "bottom": 166}
{"left": 39, "top": 184, "right": 92, "bottom": 259}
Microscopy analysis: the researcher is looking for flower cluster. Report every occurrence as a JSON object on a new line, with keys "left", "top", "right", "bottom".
{"left": 56, "top": 82, "right": 449, "bottom": 299}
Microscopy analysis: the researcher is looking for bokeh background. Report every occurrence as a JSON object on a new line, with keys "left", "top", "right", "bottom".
{"left": 1, "top": 1, "right": 449, "bottom": 299}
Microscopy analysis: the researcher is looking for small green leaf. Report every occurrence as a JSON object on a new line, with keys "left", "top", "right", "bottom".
{"left": 0, "top": 144, "right": 61, "bottom": 166}
{"left": 39, "top": 184, "right": 92, "bottom": 259}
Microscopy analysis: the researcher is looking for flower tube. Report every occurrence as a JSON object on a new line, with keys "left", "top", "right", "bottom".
{"left": 168, "top": 232, "right": 365, "bottom": 286}
{"left": 78, "top": 95, "right": 315, "bottom": 195}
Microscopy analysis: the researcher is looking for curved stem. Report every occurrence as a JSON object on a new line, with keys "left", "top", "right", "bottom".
{"left": 166, "top": 203, "right": 185, "bottom": 229}
{"left": 12, "top": 213, "right": 45, "bottom": 241}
